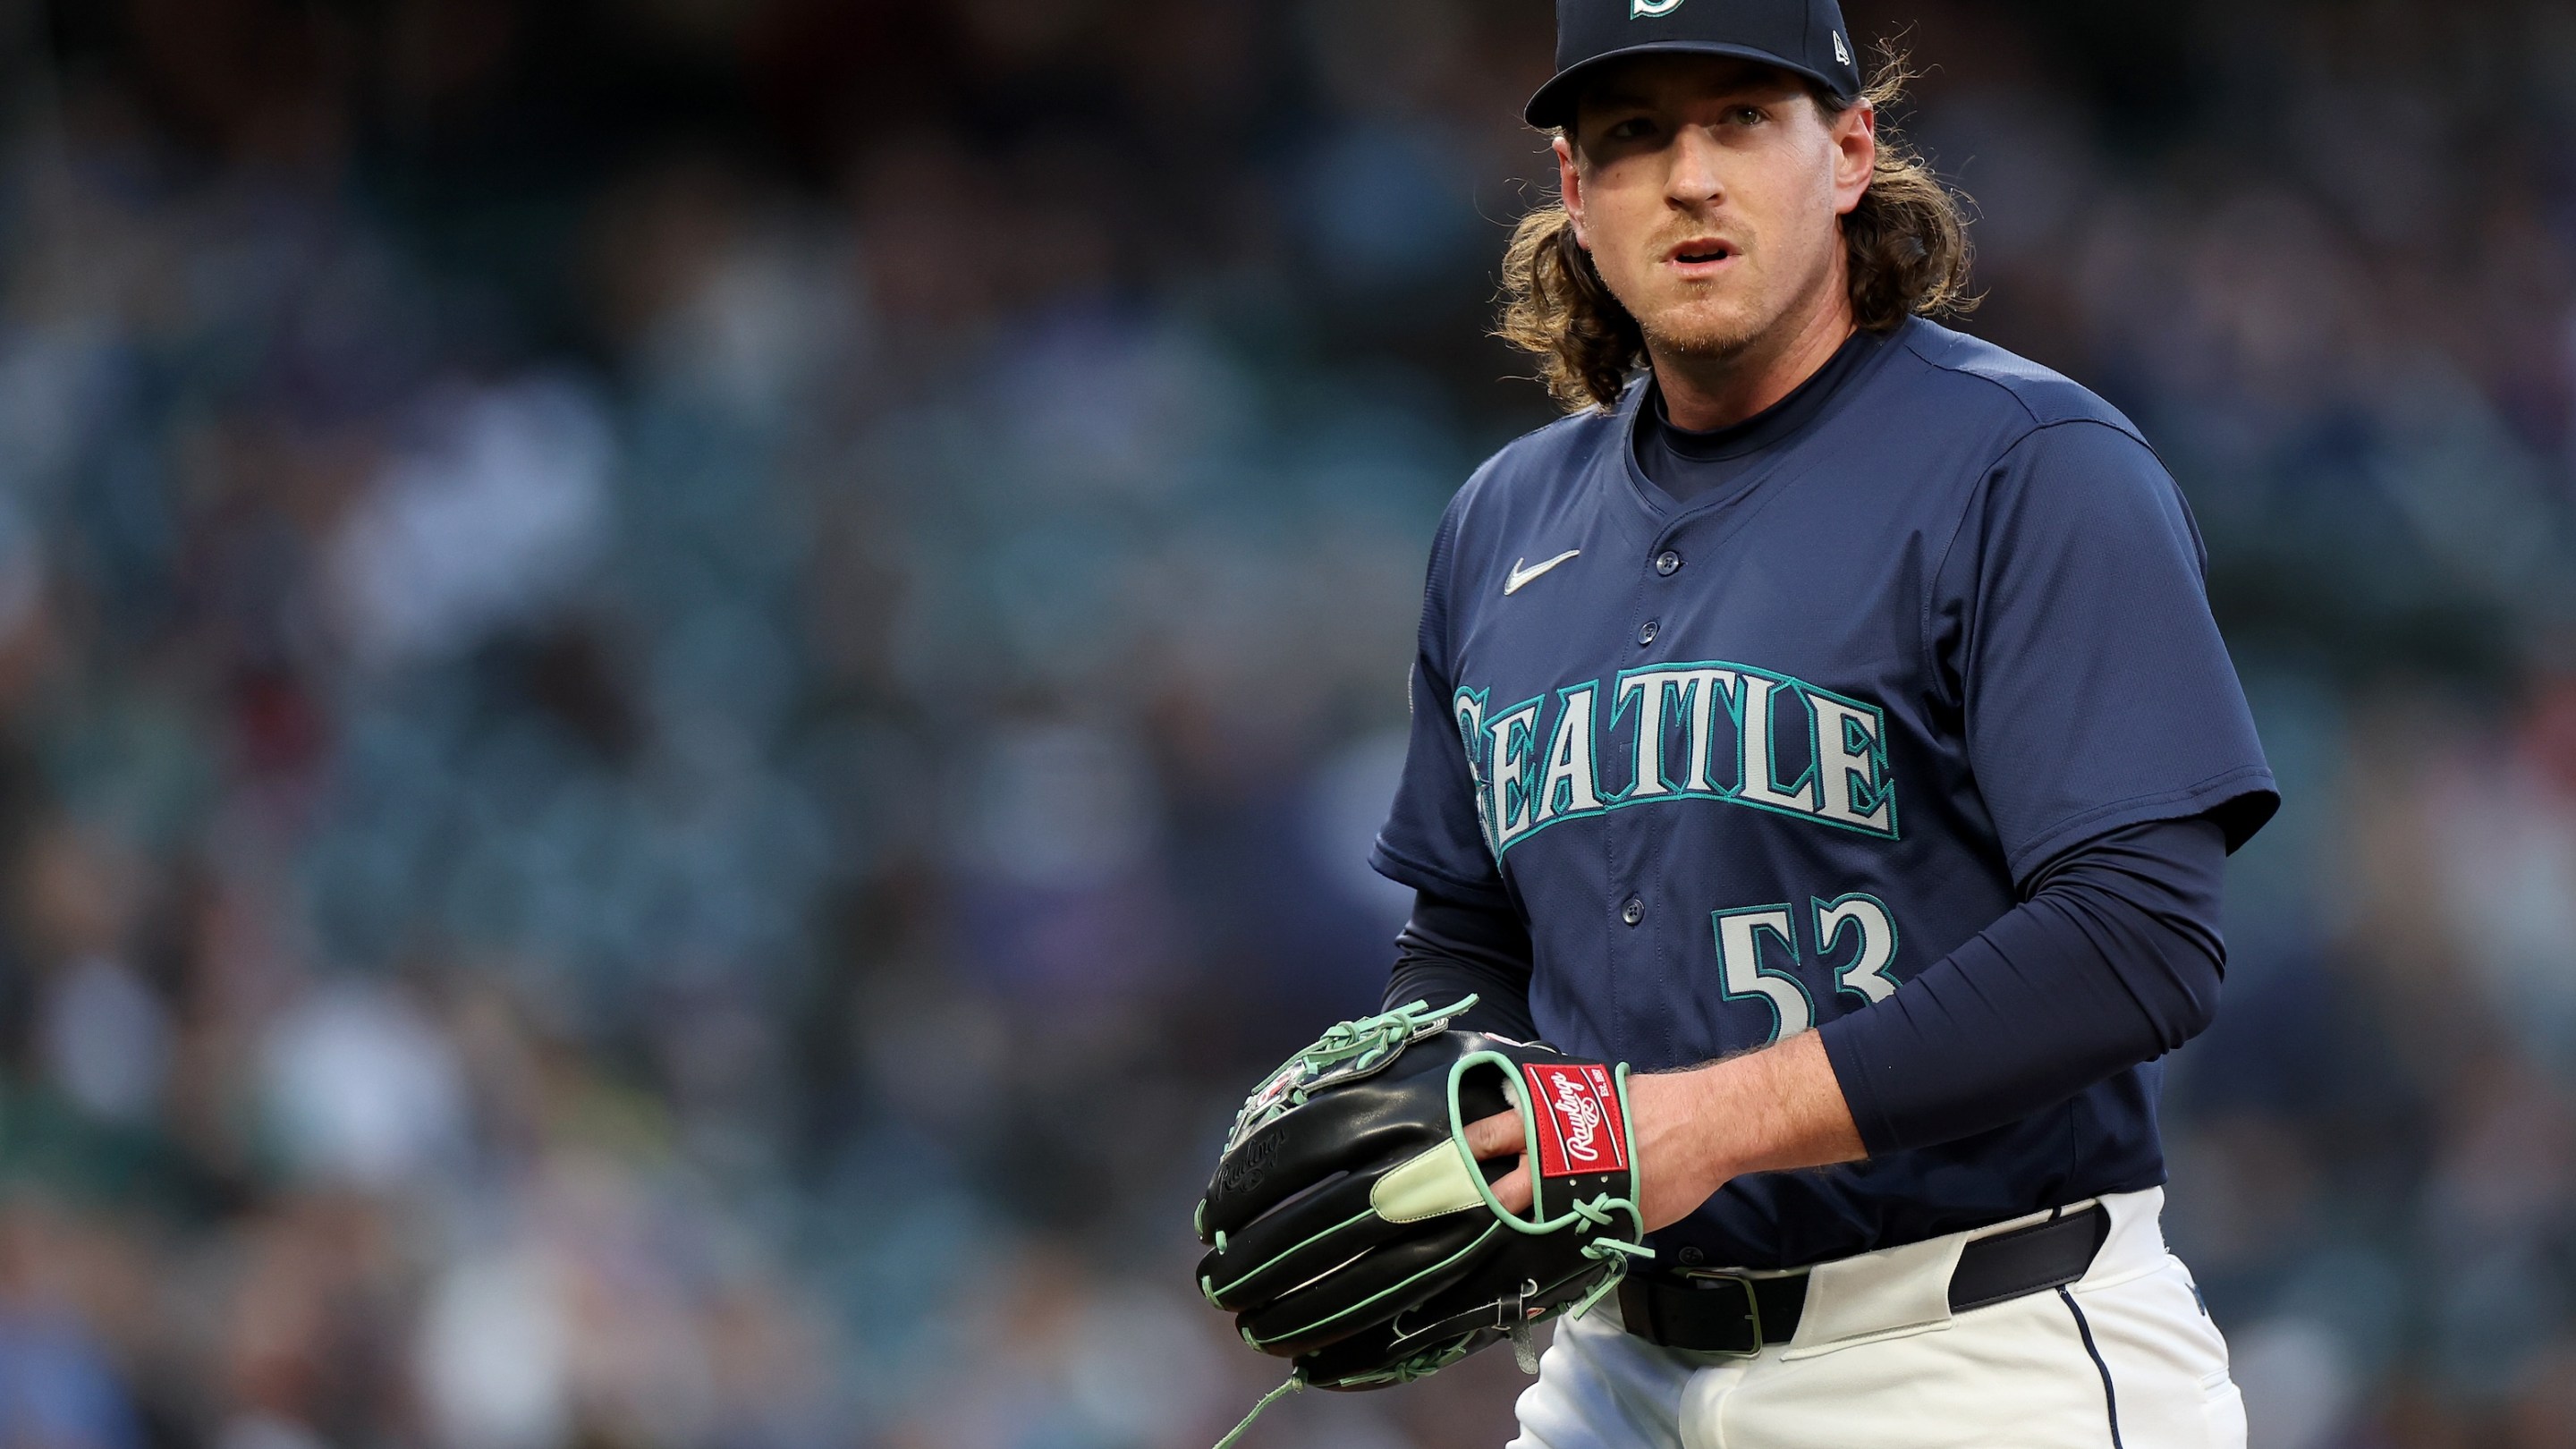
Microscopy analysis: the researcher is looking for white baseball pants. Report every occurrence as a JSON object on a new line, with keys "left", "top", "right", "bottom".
{"left": 1511, "top": 1189, "right": 2246, "bottom": 1449}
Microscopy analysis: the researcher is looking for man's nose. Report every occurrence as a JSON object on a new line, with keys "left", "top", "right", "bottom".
{"left": 1665, "top": 126, "right": 1727, "bottom": 208}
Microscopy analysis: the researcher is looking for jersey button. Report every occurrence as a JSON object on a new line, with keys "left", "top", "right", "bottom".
{"left": 1637, "top": 620, "right": 1658, "bottom": 646}
{"left": 1621, "top": 896, "right": 1645, "bottom": 927}
{"left": 1655, "top": 551, "right": 1682, "bottom": 576}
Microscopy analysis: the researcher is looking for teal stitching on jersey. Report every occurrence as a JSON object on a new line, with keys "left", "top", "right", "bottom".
{"left": 1740, "top": 674, "right": 1820, "bottom": 808}
{"left": 1483, "top": 693, "right": 1548, "bottom": 847}
{"left": 1483, "top": 657, "right": 1902, "bottom": 860}
{"left": 1826, "top": 703, "right": 1895, "bottom": 824}
{"left": 1531, "top": 681, "right": 1606, "bottom": 824}
{"left": 1491, "top": 766, "right": 1904, "bottom": 852}
{"left": 1207, "top": 1208, "right": 1377, "bottom": 1302}
{"left": 1606, "top": 666, "right": 1719, "bottom": 801}
{"left": 1711, "top": 903, "right": 1817, "bottom": 1044}
{"left": 1814, "top": 891, "right": 1902, "bottom": 1004}
{"left": 1453, "top": 686, "right": 1499, "bottom": 858}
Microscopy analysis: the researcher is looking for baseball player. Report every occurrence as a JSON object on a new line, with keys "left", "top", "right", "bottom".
{"left": 1365, "top": 2, "right": 2277, "bottom": 1444}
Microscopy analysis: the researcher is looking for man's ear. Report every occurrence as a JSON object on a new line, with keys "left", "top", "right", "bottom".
{"left": 1553, "top": 134, "right": 1590, "bottom": 250}
{"left": 1830, "top": 101, "right": 1876, "bottom": 216}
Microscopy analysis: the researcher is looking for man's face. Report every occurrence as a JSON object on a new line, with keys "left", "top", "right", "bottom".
{"left": 1558, "top": 57, "right": 1875, "bottom": 362}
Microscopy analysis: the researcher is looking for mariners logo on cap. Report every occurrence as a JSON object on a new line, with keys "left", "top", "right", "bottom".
{"left": 1631, "top": 0, "right": 1684, "bottom": 15}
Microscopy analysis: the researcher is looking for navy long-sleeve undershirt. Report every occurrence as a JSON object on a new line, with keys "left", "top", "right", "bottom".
{"left": 1382, "top": 814, "right": 2227, "bottom": 1156}
{"left": 1385, "top": 887, "right": 1542, "bottom": 1043}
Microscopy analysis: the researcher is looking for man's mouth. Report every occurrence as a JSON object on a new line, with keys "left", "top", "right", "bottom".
{"left": 1667, "top": 239, "right": 1736, "bottom": 267}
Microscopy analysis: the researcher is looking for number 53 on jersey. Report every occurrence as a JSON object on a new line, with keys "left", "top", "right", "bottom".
{"left": 1712, "top": 894, "right": 1902, "bottom": 1042}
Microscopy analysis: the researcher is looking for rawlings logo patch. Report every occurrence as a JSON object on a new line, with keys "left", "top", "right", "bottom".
{"left": 1521, "top": 1063, "right": 1626, "bottom": 1178}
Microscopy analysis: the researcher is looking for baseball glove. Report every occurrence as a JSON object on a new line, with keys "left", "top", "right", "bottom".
{"left": 1194, "top": 997, "right": 1648, "bottom": 1442}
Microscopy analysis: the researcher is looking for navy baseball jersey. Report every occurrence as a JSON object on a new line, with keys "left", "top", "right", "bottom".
{"left": 1371, "top": 318, "right": 2276, "bottom": 1270}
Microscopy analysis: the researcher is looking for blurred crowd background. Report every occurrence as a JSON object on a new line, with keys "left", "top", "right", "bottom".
{"left": 0, "top": 1, "right": 2570, "bottom": 1446}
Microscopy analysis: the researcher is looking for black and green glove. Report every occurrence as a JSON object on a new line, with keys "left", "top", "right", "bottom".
{"left": 1194, "top": 999, "right": 1648, "bottom": 1441}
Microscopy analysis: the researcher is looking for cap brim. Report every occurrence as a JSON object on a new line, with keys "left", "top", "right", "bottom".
{"left": 1522, "top": 42, "right": 1857, "bottom": 131}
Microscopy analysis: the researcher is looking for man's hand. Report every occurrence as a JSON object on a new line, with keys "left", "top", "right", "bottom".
{"left": 1463, "top": 1030, "right": 1865, "bottom": 1233}
{"left": 1466, "top": 1070, "right": 1733, "bottom": 1231}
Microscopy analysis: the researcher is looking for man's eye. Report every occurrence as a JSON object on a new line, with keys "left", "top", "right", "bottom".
{"left": 1732, "top": 106, "right": 1767, "bottom": 126}
{"left": 1607, "top": 117, "right": 1654, "bottom": 140}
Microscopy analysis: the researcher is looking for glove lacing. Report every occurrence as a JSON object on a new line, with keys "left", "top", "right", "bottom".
{"left": 1220, "top": 996, "right": 1480, "bottom": 1155}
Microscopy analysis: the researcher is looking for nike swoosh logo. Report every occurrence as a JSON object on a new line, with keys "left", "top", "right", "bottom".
{"left": 1504, "top": 550, "right": 1581, "bottom": 596}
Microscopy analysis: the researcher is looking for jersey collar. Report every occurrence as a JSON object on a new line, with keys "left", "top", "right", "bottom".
{"left": 1608, "top": 324, "right": 1903, "bottom": 539}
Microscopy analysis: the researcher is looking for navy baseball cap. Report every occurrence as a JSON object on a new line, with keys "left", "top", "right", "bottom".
{"left": 1525, "top": 0, "right": 1864, "bottom": 131}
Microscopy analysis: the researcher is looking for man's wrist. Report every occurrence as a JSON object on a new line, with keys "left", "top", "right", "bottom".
{"left": 1672, "top": 1057, "right": 1750, "bottom": 1196}
{"left": 1689, "top": 1033, "right": 1863, "bottom": 1182}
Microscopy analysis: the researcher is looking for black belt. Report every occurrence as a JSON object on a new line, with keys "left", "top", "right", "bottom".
{"left": 1618, "top": 1205, "right": 2112, "bottom": 1356}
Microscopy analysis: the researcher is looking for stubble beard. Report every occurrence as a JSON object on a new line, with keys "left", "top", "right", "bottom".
{"left": 1635, "top": 296, "right": 1771, "bottom": 366}
{"left": 1622, "top": 233, "right": 1841, "bottom": 373}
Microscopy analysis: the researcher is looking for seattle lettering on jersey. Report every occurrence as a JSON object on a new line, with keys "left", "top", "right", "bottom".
{"left": 1453, "top": 660, "right": 1896, "bottom": 859}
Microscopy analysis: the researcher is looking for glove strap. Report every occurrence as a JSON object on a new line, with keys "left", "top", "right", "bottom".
{"left": 1445, "top": 1052, "right": 1647, "bottom": 1247}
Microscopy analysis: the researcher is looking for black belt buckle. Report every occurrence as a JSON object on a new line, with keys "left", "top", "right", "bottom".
{"left": 1678, "top": 1271, "right": 1767, "bottom": 1357}
{"left": 1612, "top": 1267, "right": 1775, "bottom": 1357}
